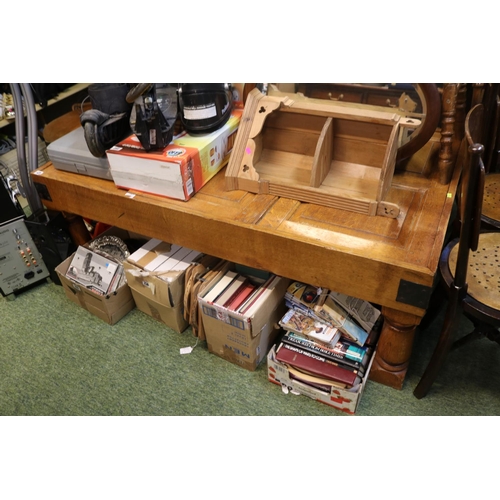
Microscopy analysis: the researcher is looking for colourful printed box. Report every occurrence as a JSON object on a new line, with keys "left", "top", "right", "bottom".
{"left": 267, "top": 345, "right": 376, "bottom": 414}
{"left": 106, "top": 109, "right": 242, "bottom": 201}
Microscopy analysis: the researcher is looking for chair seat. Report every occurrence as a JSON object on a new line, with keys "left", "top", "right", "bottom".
{"left": 414, "top": 101, "right": 500, "bottom": 400}
{"left": 448, "top": 231, "right": 500, "bottom": 310}
{"left": 482, "top": 173, "right": 500, "bottom": 228}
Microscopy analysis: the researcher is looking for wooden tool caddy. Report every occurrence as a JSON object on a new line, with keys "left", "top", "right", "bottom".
{"left": 225, "top": 88, "right": 404, "bottom": 218}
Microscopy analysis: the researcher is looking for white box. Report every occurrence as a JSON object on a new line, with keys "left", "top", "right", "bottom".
{"left": 106, "top": 109, "right": 242, "bottom": 201}
{"left": 267, "top": 345, "right": 376, "bottom": 414}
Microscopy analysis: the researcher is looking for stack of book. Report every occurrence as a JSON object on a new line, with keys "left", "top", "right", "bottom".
{"left": 275, "top": 281, "right": 382, "bottom": 391}
{"left": 199, "top": 263, "right": 291, "bottom": 370}
{"left": 199, "top": 265, "right": 281, "bottom": 317}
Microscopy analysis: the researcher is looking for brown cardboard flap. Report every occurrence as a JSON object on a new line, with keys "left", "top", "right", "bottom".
{"left": 123, "top": 250, "right": 190, "bottom": 309}
{"left": 123, "top": 261, "right": 174, "bottom": 308}
{"left": 135, "top": 241, "right": 172, "bottom": 269}
{"left": 130, "top": 289, "right": 188, "bottom": 333}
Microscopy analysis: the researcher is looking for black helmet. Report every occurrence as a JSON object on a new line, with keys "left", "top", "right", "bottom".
{"left": 178, "top": 83, "right": 233, "bottom": 135}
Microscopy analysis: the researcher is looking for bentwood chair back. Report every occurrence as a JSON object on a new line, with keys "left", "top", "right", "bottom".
{"left": 413, "top": 104, "right": 500, "bottom": 399}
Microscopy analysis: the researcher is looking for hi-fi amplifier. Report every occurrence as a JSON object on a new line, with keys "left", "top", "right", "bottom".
{"left": 0, "top": 217, "right": 50, "bottom": 296}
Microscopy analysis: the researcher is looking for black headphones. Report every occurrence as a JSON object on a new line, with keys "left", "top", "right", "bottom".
{"left": 177, "top": 83, "right": 233, "bottom": 135}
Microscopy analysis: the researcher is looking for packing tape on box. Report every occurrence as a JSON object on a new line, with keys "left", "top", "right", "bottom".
{"left": 126, "top": 268, "right": 183, "bottom": 283}
{"left": 126, "top": 272, "right": 157, "bottom": 295}
{"left": 128, "top": 240, "right": 173, "bottom": 269}
{"left": 70, "top": 283, "right": 89, "bottom": 311}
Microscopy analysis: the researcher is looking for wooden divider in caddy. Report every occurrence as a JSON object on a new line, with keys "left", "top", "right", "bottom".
{"left": 225, "top": 88, "right": 410, "bottom": 218}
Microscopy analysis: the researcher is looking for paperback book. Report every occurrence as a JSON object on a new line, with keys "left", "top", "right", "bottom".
{"left": 313, "top": 296, "right": 369, "bottom": 347}
{"left": 318, "top": 290, "right": 381, "bottom": 335}
{"left": 284, "top": 281, "right": 373, "bottom": 346}
{"left": 279, "top": 308, "right": 340, "bottom": 345}
{"left": 285, "top": 281, "right": 323, "bottom": 312}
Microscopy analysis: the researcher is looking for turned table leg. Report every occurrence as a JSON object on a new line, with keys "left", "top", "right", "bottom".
{"left": 369, "top": 307, "right": 422, "bottom": 390}
{"left": 438, "top": 83, "right": 459, "bottom": 185}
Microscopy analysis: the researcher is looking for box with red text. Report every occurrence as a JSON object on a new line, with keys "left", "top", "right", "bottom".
{"left": 106, "top": 109, "right": 242, "bottom": 201}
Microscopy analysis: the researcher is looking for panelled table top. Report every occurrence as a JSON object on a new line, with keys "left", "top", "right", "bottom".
{"left": 32, "top": 136, "right": 460, "bottom": 389}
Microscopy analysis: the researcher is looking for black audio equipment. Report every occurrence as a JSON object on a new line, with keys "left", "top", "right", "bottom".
{"left": 0, "top": 172, "right": 24, "bottom": 224}
{"left": 0, "top": 173, "right": 51, "bottom": 296}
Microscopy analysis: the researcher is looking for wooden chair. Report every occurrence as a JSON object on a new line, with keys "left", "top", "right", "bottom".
{"left": 482, "top": 167, "right": 500, "bottom": 230}
{"left": 469, "top": 84, "right": 500, "bottom": 230}
{"left": 413, "top": 103, "right": 500, "bottom": 399}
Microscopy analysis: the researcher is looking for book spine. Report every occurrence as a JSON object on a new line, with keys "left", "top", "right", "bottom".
{"left": 276, "top": 343, "right": 359, "bottom": 387}
{"left": 240, "top": 275, "right": 278, "bottom": 316}
{"left": 288, "top": 330, "right": 370, "bottom": 365}
{"left": 282, "top": 333, "right": 365, "bottom": 374}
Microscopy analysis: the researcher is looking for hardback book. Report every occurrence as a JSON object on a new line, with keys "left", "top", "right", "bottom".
{"left": 275, "top": 342, "right": 361, "bottom": 388}
{"left": 286, "top": 364, "right": 348, "bottom": 391}
{"left": 202, "top": 270, "right": 238, "bottom": 303}
{"left": 279, "top": 308, "right": 340, "bottom": 345}
{"left": 226, "top": 282, "right": 257, "bottom": 311}
{"left": 234, "top": 283, "right": 261, "bottom": 314}
{"left": 239, "top": 274, "right": 281, "bottom": 317}
{"left": 281, "top": 331, "right": 371, "bottom": 375}
{"left": 214, "top": 275, "right": 247, "bottom": 307}
{"left": 234, "top": 263, "right": 271, "bottom": 282}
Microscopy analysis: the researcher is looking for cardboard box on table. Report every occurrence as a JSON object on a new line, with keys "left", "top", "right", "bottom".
{"left": 267, "top": 345, "right": 376, "bottom": 415}
{"left": 55, "top": 227, "right": 138, "bottom": 325}
{"left": 123, "top": 238, "right": 202, "bottom": 333}
{"left": 106, "top": 109, "right": 242, "bottom": 201}
{"left": 198, "top": 265, "right": 290, "bottom": 371}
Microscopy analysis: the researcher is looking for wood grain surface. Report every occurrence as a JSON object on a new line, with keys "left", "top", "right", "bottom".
{"left": 32, "top": 131, "right": 460, "bottom": 389}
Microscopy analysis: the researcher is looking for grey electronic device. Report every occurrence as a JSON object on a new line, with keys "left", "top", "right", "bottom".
{"left": 0, "top": 217, "right": 50, "bottom": 296}
{"left": 47, "top": 126, "right": 113, "bottom": 180}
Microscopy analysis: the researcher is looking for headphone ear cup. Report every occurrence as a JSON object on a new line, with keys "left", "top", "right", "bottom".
{"left": 83, "top": 122, "right": 107, "bottom": 158}
{"left": 178, "top": 84, "right": 233, "bottom": 135}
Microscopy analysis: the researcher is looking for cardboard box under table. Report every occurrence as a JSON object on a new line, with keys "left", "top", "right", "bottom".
{"left": 123, "top": 239, "right": 202, "bottom": 333}
{"left": 199, "top": 269, "right": 290, "bottom": 371}
{"left": 267, "top": 345, "right": 376, "bottom": 415}
{"left": 55, "top": 242, "right": 135, "bottom": 326}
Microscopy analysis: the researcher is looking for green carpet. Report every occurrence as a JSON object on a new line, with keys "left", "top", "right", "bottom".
{"left": 1, "top": 279, "right": 499, "bottom": 416}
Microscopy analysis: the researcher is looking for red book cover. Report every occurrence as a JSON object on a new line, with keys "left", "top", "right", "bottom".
{"left": 239, "top": 275, "right": 279, "bottom": 316}
{"left": 275, "top": 343, "right": 360, "bottom": 387}
{"left": 226, "top": 282, "right": 256, "bottom": 311}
